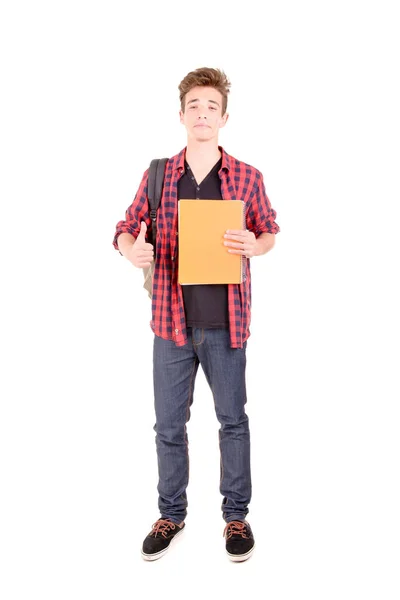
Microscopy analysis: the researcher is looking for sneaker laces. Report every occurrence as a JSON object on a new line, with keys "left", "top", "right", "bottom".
{"left": 150, "top": 519, "right": 177, "bottom": 538}
{"left": 223, "top": 520, "right": 249, "bottom": 539}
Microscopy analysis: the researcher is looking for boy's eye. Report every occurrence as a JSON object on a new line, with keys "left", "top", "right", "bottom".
{"left": 188, "top": 105, "right": 217, "bottom": 110}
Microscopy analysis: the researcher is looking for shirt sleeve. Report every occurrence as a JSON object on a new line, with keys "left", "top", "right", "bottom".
{"left": 112, "top": 168, "right": 152, "bottom": 254}
{"left": 246, "top": 170, "right": 280, "bottom": 237}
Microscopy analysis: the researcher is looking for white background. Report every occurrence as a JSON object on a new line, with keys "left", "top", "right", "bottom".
{"left": 1, "top": 1, "right": 399, "bottom": 598}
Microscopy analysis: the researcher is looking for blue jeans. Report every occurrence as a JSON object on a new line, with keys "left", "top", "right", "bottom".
{"left": 153, "top": 327, "right": 251, "bottom": 524}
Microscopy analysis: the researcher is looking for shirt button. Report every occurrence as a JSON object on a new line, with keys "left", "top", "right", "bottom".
{"left": 196, "top": 186, "right": 200, "bottom": 191}
{"left": 175, "top": 329, "right": 179, "bottom": 334}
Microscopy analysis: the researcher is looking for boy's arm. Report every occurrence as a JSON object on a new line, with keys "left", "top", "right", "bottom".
{"left": 223, "top": 169, "right": 280, "bottom": 259}
{"left": 255, "top": 232, "right": 275, "bottom": 256}
{"left": 117, "top": 232, "right": 136, "bottom": 257}
{"left": 246, "top": 170, "right": 280, "bottom": 239}
{"left": 112, "top": 168, "right": 152, "bottom": 255}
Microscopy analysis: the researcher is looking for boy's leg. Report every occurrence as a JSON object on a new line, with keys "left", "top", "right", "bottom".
{"left": 194, "top": 328, "right": 251, "bottom": 522}
{"left": 153, "top": 332, "right": 200, "bottom": 524}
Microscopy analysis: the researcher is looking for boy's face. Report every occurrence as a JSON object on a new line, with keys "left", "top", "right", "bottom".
{"left": 179, "top": 86, "right": 228, "bottom": 142}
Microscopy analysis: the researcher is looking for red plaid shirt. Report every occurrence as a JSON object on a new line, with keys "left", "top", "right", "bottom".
{"left": 113, "top": 146, "right": 280, "bottom": 348}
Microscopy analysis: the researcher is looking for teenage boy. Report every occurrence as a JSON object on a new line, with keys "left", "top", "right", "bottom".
{"left": 113, "top": 67, "right": 279, "bottom": 562}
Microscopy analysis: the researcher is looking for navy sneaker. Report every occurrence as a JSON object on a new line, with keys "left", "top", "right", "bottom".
{"left": 223, "top": 520, "right": 255, "bottom": 562}
{"left": 141, "top": 518, "right": 185, "bottom": 561}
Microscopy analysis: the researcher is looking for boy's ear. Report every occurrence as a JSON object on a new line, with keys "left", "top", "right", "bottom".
{"left": 220, "top": 112, "right": 229, "bottom": 128}
{"left": 179, "top": 109, "right": 184, "bottom": 124}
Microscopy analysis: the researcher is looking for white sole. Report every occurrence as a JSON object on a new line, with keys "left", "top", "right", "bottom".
{"left": 141, "top": 526, "right": 185, "bottom": 561}
{"left": 226, "top": 544, "right": 255, "bottom": 562}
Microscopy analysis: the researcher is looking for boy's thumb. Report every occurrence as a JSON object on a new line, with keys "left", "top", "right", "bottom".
{"left": 139, "top": 221, "right": 147, "bottom": 237}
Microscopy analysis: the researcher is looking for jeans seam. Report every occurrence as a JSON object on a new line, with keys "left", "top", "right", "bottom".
{"left": 185, "top": 358, "right": 198, "bottom": 490}
{"left": 219, "top": 430, "right": 224, "bottom": 500}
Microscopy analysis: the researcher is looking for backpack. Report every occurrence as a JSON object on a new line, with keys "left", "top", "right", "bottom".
{"left": 142, "top": 157, "right": 169, "bottom": 299}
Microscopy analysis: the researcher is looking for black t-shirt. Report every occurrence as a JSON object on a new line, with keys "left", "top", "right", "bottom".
{"left": 177, "top": 157, "right": 229, "bottom": 329}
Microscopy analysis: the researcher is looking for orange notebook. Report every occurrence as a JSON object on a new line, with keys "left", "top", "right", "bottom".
{"left": 178, "top": 199, "right": 246, "bottom": 284}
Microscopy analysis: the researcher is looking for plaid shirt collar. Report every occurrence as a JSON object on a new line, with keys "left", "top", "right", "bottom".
{"left": 173, "top": 145, "right": 232, "bottom": 175}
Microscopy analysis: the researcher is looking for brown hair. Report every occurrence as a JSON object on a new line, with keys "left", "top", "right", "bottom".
{"left": 178, "top": 67, "right": 231, "bottom": 116}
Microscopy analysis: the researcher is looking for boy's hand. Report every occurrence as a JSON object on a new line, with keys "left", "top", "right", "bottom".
{"left": 223, "top": 229, "right": 257, "bottom": 258}
{"left": 129, "top": 221, "right": 154, "bottom": 268}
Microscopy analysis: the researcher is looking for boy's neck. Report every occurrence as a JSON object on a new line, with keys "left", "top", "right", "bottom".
{"left": 185, "top": 139, "right": 222, "bottom": 168}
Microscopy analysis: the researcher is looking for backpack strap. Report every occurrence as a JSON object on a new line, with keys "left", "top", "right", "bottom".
{"left": 148, "top": 158, "right": 168, "bottom": 260}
